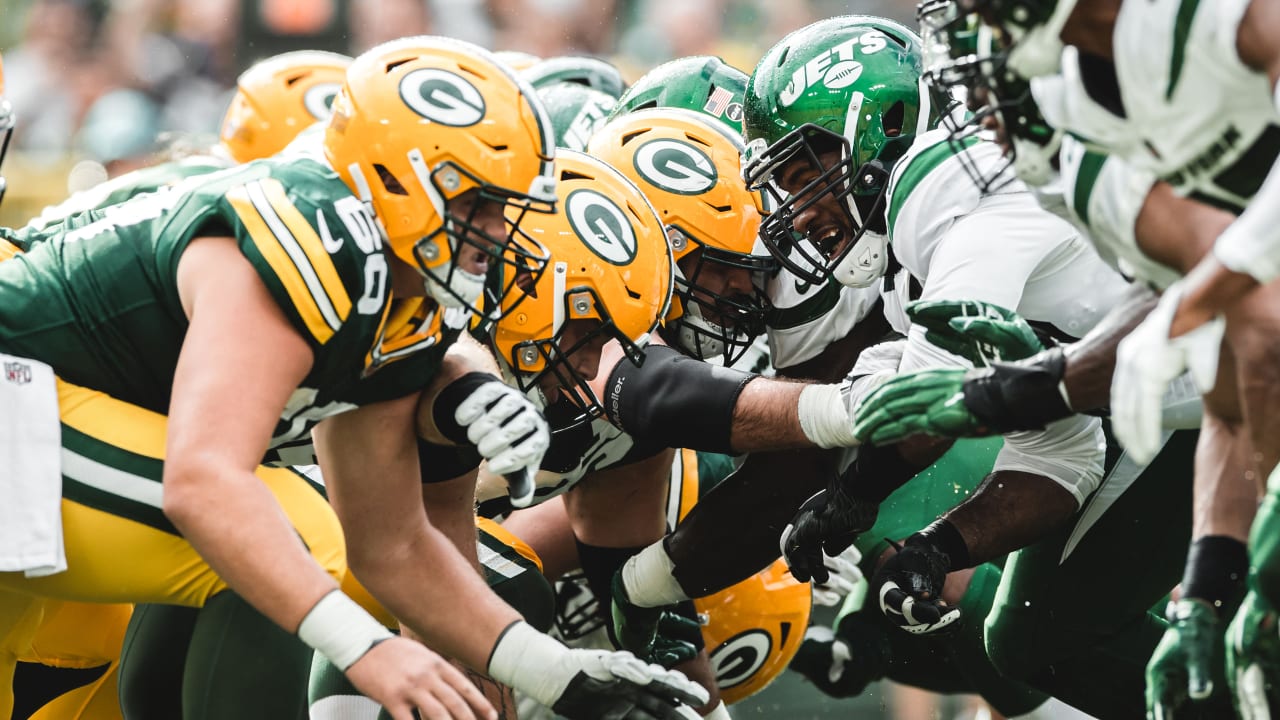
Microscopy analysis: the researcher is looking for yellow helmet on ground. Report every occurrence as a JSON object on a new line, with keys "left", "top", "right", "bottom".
{"left": 490, "top": 149, "right": 672, "bottom": 423}
{"left": 325, "top": 36, "right": 558, "bottom": 315}
{"left": 587, "top": 108, "right": 776, "bottom": 363}
{"left": 220, "top": 50, "right": 352, "bottom": 163}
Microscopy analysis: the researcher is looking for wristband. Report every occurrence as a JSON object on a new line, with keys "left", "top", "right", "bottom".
{"left": 486, "top": 620, "right": 569, "bottom": 707}
{"left": 432, "top": 372, "right": 500, "bottom": 445}
{"left": 962, "top": 346, "right": 1073, "bottom": 432}
{"left": 297, "top": 590, "right": 394, "bottom": 671}
{"left": 909, "top": 518, "right": 972, "bottom": 571}
{"left": 1181, "top": 535, "right": 1249, "bottom": 617}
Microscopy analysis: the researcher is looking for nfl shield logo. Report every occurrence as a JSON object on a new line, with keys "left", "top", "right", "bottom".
{"left": 4, "top": 361, "right": 31, "bottom": 385}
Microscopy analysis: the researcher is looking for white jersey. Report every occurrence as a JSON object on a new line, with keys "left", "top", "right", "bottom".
{"left": 1111, "top": 0, "right": 1279, "bottom": 212}
{"left": 764, "top": 272, "right": 882, "bottom": 370}
{"left": 881, "top": 131, "right": 1127, "bottom": 503}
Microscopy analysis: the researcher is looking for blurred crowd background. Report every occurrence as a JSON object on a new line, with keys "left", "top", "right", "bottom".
{"left": 0, "top": 0, "right": 918, "bottom": 226}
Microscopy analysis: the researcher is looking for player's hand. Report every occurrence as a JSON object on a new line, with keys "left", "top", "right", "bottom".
{"left": 853, "top": 368, "right": 987, "bottom": 445}
{"left": 611, "top": 571, "right": 702, "bottom": 668}
{"left": 1227, "top": 591, "right": 1280, "bottom": 718}
{"left": 344, "top": 636, "right": 497, "bottom": 720}
{"left": 871, "top": 537, "right": 959, "bottom": 635}
{"left": 1146, "top": 599, "right": 1233, "bottom": 719}
{"left": 780, "top": 487, "right": 879, "bottom": 584}
{"left": 812, "top": 544, "right": 865, "bottom": 607}
{"left": 455, "top": 380, "right": 549, "bottom": 507}
{"left": 907, "top": 299, "right": 1045, "bottom": 366}
{"left": 488, "top": 621, "right": 708, "bottom": 720}
{"left": 1112, "top": 281, "right": 1223, "bottom": 465}
{"left": 790, "top": 613, "right": 892, "bottom": 698}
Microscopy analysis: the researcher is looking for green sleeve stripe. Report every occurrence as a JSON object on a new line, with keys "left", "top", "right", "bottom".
{"left": 887, "top": 136, "right": 978, "bottom": 237}
{"left": 1165, "top": 0, "right": 1202, "bottom": 100}
{"left": 1070, "top": 150, "right": 1109, "bottom": 230}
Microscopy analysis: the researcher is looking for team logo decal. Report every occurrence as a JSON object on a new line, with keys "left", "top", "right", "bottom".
{"left": 565, "top": 188, "right": 637, "bottom": 265}
{"left": 709, "top": 629, "right": 772, "bottom": 689}
{"left": 634, "top": 139, "right": 717, "bottom": 196}
{"left": 303, "top": 82, "right": 342, "bottom": 120}
{"left": 400, "top": 68, "right": 486, "bottom": 127}
{"left": 779, "top": 31, "right": 887, "bottom": 107}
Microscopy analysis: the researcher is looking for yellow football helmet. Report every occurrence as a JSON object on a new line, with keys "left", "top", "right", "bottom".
{"left": 491, "top": 149, "right": 672, "bottom": 423}
{"left": 587, "top": 108, "right": 776, "bottom": 364}
{"left": 220, "top": 50, "right": 352, "bottom": 164}
{"left": 0, "top": 52, "right": 12, "bottom": 206}
{"left": 667, "top": 460, "right": 812, "bottom": 705}
{"left": 326, "top": 36, "right": 558, "bottom": 315}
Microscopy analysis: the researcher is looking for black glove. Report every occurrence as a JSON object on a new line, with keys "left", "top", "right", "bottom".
{"left": 780, "top": 484, "right": 879, "bottom": 584}
{"left": 871, "top": 535, "right": 960, "bottom": 635}
{"left": 790, "top": 611, "right": 892, "bottom": 698}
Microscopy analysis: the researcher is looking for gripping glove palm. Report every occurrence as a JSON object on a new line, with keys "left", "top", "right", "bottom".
{"left": 870, "top": 536, "right": 960, "bottom": 635}
{"left": 907, "top": 299, "right": 1046, "bottom": 366}
{"left": 1146, "top": 599, "right": 1233, "bottom": 719}
{"left": 780, "top": 485, "right": 879, "bottom": 584}
{"left": 610, "top": 571, "right": 702, "bottom": 668}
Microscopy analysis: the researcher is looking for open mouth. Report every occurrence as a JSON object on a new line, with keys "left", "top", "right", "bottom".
{"left": 812, "top": 226, "right": 847, "bottom": 260}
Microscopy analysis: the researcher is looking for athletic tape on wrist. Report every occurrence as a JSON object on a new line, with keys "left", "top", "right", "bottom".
{"left": 486, "top": 620, "right": 569, "bottom": 707}
{"left": 621, "top": 541, "right": 690, "bottom": 608}
{"left": 798, "top": 383, "right": 858, "bottom": 449}
{"left": 297, "top": 590, "right": 394, "bottom": 672}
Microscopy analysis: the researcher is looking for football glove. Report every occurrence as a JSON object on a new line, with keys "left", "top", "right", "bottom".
{"left": 1146, "top": 599, "right": 1233, "bottom": 719}
{"left": 780, "top": 487, "right": 879, "bottom": 584}
{"left": 454, "top": 378, "right": 549, "bottom": 507}
{"left": 610, "top": 571, "right": 702, "bottom": 668}
{"left": 790, "top": 613, "right": 892, "bottom": 698}
{"left": 1227, "top": 590, "right": 1280, "bottom": 719}
{"left": 812, "top": 544, "right": 865, "bottom": 608}
{"left": 871, "top": 537, "right": 959, "bottom": 635}
{"left": 488, "top": 621, "right": 707, "bottom": 720}
{"left": 907, "top": 299, "right": 1046, "bottom": 366}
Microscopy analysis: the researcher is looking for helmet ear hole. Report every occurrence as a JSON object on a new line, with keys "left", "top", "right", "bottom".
{"left": 374, "top": 164, "right": 409, "bottom": 195}
{"left": 883, "top": 100, "right": 906, "bottom": 137}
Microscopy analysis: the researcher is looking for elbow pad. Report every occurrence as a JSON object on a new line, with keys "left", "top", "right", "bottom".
{"left": 604, "top": 345, "right": 755, "bottom": 455}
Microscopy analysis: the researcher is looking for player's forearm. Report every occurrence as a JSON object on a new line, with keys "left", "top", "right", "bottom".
{"left": 1059, "top": 284, "right": 1158, "bottom": 410}
{"left": 937, "top": 469, "right": 1078, "bottom": 567}
{"left": 163, "top": 466, "right": 338, "bottom": 631}
{"left": 417, "top": 333, "right": 502, "bottom": 444}
{"left": 1193, "top": 413, "right": 1257, "bottom": 542}
{"left": 348, "top": 519, "right": 520, "bottom": 670}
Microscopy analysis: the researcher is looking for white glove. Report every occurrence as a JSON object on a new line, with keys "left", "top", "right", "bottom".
{"left": 1112, "top": 282, "right": 1224, "bottom": 465}
{"left": 455, "top": 381, "right": 549, "bottom": 506}
{"left": 812, "top": 544, "right": 865, "bottom": 607}
{"left": 488, "top": 621, "right": 709, "bottom": 720}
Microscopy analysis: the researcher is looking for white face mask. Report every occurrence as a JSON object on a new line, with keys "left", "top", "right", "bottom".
{"left": 831, "top": 230, "right": 890, "bottom": 288}
{"left": 673, "top": 301, "right": 729, "bottom": 360}
{"left": 1004, "top": 0, "right": 1078, "bottom": 80}
{"left": 425, "top": 266, "right": 486, "bottom": 309}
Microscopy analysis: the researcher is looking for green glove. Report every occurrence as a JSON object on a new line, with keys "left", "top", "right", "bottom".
{"left": 1146, "top": 599, "right": 1232, "bottom": 719}
{"left": 610, "top": 571, "right": 702, "bottom": 668}
{"left": 907, "top": 300, "right": 1045, "bottom": 367}
{"left": 1227, "top": 590, "right": 1280, "bottom": 717}
{"left": 853, "top": 368, "right": 989, "bottom": 446}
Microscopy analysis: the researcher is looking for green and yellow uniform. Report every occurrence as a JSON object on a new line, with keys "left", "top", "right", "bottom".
{"left": 0, "top": 154, "right": 464, "bottom": 720}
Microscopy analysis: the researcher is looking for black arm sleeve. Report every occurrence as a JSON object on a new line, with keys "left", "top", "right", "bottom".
{"left": 604, "top": 344, "right": 756, "bottom": 455}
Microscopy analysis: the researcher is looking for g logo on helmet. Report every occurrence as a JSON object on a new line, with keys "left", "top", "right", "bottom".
{"left": 303, "top": 82, "right": 342, "bottom": 120}
{"left": 399, "top": 68, "right": 486, "bottom": 127}
{"left": 565, "top": 188, "right": 637, "bottom": 265}
{"left": 634, "top": 139, "right": 717, "bottom": 196}
{"left": 709, "top": 629, "right": 772, "bottom": 690}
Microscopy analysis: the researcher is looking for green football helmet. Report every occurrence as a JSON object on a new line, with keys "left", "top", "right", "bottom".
{"left": 536, "top": 82, "right": 618, "bottom": 151}
{"left": 927, "top": 0, "right": 1076, "bottom": 79}
{"left": 609, "top": 56, "right": 749, "bottom": 135}
{"left": 521, "top": 56, "right": 626, "bottom": 99}
{"left": 742, "top": 15, "right": 934, "bottom": 287}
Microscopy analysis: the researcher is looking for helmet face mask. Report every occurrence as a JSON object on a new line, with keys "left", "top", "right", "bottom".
{"left": 0, "top": 97, "right": 12, "bottom": 207}
{"left": 744, "top": 124, "right": 891, "bottom": 288}
{"left": 670, "top": 229, "right": 776, "bottom": 364}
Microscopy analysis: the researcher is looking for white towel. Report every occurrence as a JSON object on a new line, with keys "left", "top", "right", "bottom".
{"left": 0, "top": 353, "right": 65, "bottom": 577}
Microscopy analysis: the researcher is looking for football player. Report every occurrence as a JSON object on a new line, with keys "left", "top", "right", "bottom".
{"left": 0, "top": 36, "right": 707, "bottom": 720}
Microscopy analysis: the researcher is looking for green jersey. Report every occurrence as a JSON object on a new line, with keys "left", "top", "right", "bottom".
{"left": 0, "top": 155, "right": 462, "bottom": 456}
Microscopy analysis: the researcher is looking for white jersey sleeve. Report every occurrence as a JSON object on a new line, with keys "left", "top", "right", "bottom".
{"left": 882, "top": 133, "right": 1116, "bottom": 503}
